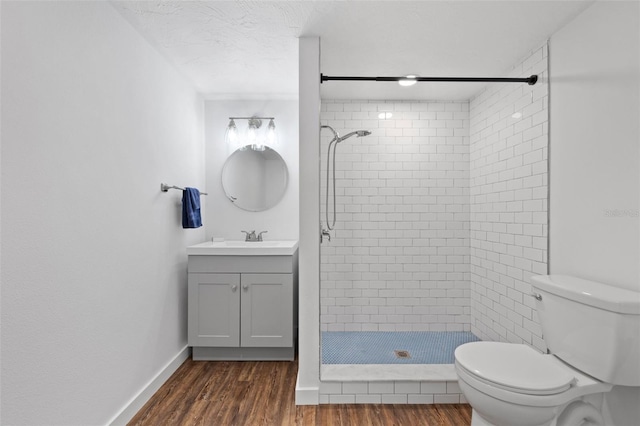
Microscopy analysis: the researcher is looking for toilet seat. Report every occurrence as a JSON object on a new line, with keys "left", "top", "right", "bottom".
{"left": 455, "top": 341, "right": 612, "bottom": 409}
{"left": 455, "top": 342, "right": 576, "bottom": 395}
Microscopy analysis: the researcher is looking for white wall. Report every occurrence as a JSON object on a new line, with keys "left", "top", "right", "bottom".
{"left": 296, "top": 36, "right": 321, "bottom": 405}
{"left": 204, "top": 99, "right": 299, "bottom": 241}
{"left": 469, "top": 44, "right": 549, "bottom": 351}
{"left": 320, "top": 100, "right": 471, "bottom": 332}
{"left": 549, "top": 0, "right": 639, "bottom": 291}
{"left": 1, "top": 2, "right": 205, "bottom": 424}
{"left": 548, "top": 1, "right": 639, "bottom": 424}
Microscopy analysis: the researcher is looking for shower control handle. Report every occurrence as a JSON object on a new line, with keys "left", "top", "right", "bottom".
{"left": 321, "top": 228, "right": 331, "bottom": 243}
{"left": 531, "top": 293, "right": 542, "bottom": 301}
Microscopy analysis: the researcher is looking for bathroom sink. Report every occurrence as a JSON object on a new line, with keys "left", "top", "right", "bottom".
{"left": 186, "top": 240, "right": 298, "bottom": 256}
{"left": 223, "top": 241, "right": 283, "bottom": 248}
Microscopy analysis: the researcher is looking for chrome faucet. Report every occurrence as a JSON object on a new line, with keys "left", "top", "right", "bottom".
{"left": 241, "top": 230, "right": 268, "bottom": 242}
{"left": 241, "top": 230, "right": 257, "bottom": 241}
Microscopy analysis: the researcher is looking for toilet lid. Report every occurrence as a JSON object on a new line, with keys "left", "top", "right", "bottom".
{"left": 455, "top": 342, "right": 576, "bottom": 395}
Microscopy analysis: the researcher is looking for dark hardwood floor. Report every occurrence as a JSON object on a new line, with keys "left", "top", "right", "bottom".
{"left": 128, "top": 357, "right": 472, "bottom": 425}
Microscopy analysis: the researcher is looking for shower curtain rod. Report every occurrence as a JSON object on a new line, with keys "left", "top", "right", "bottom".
{"left": 320, "top": 73, "right": 538, "bottom": 85}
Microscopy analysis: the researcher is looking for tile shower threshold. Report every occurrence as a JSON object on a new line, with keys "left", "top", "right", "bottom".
{"left": 321, "top": 363, "right": 457, "bottom": 382}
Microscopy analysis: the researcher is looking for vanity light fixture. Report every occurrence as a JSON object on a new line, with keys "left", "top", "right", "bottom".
{"left": 378, "top": 112, "right": 393, "bottom": 119}
{"left": 225, "top": 116, "right": 277, "bottom": 152}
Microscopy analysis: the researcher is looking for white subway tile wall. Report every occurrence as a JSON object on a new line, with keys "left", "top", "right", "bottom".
{"left": 318, "top": 380, "right": 465, "bottom": 405}
{"left": 320, "top": 101, "right": 471, "bottom": 332}
{"left": 469, "top": 44, "right": 549, "bottom": 351}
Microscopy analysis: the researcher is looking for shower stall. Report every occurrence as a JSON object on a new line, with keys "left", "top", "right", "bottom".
{"left": 319, "top": 99, "right": 479, "bottom": 368}
{"left": 309, "top": 42, "right": 549, "bottom": 405}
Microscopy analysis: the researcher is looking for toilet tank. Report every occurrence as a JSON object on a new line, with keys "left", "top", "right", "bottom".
{"left": 531, "top": 275, "right": 640, "bottom": 386}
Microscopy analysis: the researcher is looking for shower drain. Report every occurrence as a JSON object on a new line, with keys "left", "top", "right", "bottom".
{"left": 394, "top": 350, "right": 411, "bottom": 359}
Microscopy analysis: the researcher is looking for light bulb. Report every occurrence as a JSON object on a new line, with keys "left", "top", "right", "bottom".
{"left": 266, "top": 119, "right": 277, "bottom": 147}
{"left": 225, "top": 119, "right": 238, "bottom": 150}
{"left": 247, "top": 123, "right": 257, "bottom": 143}
{"left": 248, "top": 122, "right": 262, "bottom": 150}
{"left": 398, "top": 75, "right": 418, "bottom": 87}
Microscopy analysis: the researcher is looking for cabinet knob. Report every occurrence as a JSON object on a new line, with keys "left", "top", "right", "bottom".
{"left": 231, "top": 284, "right": 238, "bottom": 292}
{"left": 242, "top": 284, "right": 249, "bottom": 291}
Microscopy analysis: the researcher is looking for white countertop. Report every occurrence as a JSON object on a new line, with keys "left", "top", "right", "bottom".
{"left": 187, "top": 240, "right": 298, "bottom": 256}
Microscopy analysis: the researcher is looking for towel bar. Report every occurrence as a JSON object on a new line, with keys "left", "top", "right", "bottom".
{"left": 161, "top": 183, "right": 208, "bottom": 195}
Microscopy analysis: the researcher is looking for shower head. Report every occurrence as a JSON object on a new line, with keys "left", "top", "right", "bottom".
{"left": 336, "top": 130, "right": 371, "bottom": 143}
{"left": 321, "top": 125, "right": 371, "bottom": 143}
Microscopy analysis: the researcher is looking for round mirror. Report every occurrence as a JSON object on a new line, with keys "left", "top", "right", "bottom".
{"left": 221, "top": 146, "right": 288, "bottom": 211}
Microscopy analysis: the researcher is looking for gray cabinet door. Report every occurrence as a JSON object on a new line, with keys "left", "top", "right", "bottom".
{"left": 188, "top": 273, "right": 240, "bottom": 347}
{"left": 240, "top": 273, "right": 293, "bottom": 347}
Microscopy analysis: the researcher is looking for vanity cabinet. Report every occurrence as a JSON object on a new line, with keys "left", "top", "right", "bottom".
{"left": 187, "top": 250, "right": 298, "bottom": 361}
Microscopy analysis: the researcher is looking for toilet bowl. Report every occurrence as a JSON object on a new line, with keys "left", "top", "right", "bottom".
{"left": 454, "top": 275, "right": 640, "bottom": 426}
{"left": 455, "top": 341, "right": 611, "bottom": 426}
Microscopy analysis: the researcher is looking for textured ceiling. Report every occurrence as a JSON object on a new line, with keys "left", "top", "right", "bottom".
{"left": 112, "top": 0, "right": 593, "bottom": 100}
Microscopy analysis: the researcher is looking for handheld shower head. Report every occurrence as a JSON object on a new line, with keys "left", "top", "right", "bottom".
{"left": 336, "top": 130, "right": 372, "bottom": 143}
{"left": 320, "top": 125, "right": 372, "bottom": 233}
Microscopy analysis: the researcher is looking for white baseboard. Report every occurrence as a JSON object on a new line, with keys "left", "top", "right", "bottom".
{"left": 295, "top": 374, "right": 319, "bottom": 405}
{"left": 107, "top": 346, "right": 191, "bottom": 425}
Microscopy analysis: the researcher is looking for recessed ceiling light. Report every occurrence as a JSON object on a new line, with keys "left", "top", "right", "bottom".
{"left": 398, "top": 75, "right": 418, "bottom": 87}
{"left": 378, "top": 112, "right": 393, "bottom": 119}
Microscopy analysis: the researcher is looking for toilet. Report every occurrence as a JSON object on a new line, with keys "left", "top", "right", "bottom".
{"left": 454, "top": 275, "right": 640, "bottom": 426}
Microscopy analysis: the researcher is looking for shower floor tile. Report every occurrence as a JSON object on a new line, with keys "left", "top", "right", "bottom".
{"left": 321, "top": 331, "right": 480, "bottom": 364}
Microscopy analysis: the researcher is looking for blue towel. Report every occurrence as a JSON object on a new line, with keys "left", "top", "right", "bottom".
{"left": 182, "top": 187, "right": 202, "bottom": 228}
